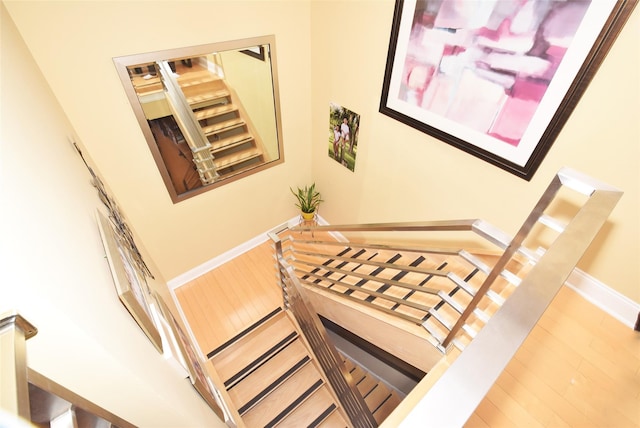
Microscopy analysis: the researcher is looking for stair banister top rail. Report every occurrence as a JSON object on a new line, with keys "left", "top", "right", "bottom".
{"left": 292, "top": 218, "right": 479, "bottom": 233}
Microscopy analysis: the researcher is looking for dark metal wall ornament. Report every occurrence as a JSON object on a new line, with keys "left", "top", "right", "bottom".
{"left": 74, "top": 142, "right": 154, "bottom": 279}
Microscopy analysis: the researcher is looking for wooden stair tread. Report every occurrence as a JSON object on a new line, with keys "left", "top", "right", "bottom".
{"left": 209, "top": 132, "right": 253, "bottom": 153}
{"left": 316, "top": 409, "right": 349, "bottom": 428}
{"left": 342, "top": 358, "right": 356, "bottom": 374}
{"left": 372, "top": 391, "right": 402, "bottom": 425}
{"left": 202, "top": 117, "right": 245, "bottom": 136}
{"left": 228, "top": 338, "right": 310, "bottom": 412}
{"left": 177, "top": 71, "right": 221, "bottom": 87}
{"left": 341, "top": 353, "right": 402, "bottom": 424}
{"left": 348, "top": 365, "right": 365, "bottom": 384}
{"left": 364, "top": 384, "right": 391, "bottom": 412}
{"left": 180, "top": 77, "right": 225, "bottom": 93}
{"left": 242, "top": 362, "right": 323, "bottom": 428}
{"left": 277, "top": 386, "right": 338, "bottom": 428}
{"left": 211, "top": 311, "right": 296, "bottom": 383}
{"left": 194, "top": 103, "right": 237, "bottom": 120}
{"left": 356, "top": 373, "right": 378, "bottom": 398}
{"left": 213, "top": 147, "right": 263, "bottom": 170}
{"left": 185, "top": 88, "right": 230, "bottom": 106}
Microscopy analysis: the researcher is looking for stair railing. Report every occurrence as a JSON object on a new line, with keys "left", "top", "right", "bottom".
{"left": 278, "top": 218, "right": 523, "bottom": 353}
{"left": 273, "top": 168, "right": 622, "bottom": 427}
{"left": 0, "top": 311, "right": 37, "bottom": 420}
{"left": 156, "top": 60, "right": 219, "bottom": 184}
{"left": 270, "top": 234, "right": 378, "bottom": 428}
{"left": 392, "top": 168, "right": 624, "bottom": 427}
{"left": 277, "top": 168, "right": 623, "bottom": 355}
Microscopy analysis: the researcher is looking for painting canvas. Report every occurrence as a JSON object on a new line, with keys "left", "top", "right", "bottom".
{"left": 329, "top": 102, "right": 360, "bottom": 172}
{"left": 380, "top": 0, "right": 636, "bottom": 179}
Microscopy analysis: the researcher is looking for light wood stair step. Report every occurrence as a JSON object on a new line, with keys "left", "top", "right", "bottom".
{"left": 177, "top": 71, "right": 221, "bottom": 87}
{"left": 372, "top": 391, "right": 402, "bottom": 425}
{"left": 209, "top": 132, "right": 253, "bottom": 153}
{"left": 180, "top": 77, "right": 225, "bottom": 93}
{"left": 242, "top": 362, "right": 324, "bottom": 428}
{"left": 316, "top": 408, "right": 349, "bottom": 428}
{"left": 229, "top": 338, "right": 311, "bottom": 414}
{"left": 341, "top": 352, "right": 403, "bottom": 425}
{"left": 356, "top": 372, "right": 378, "bottom": 398}
{"left": 194, "top": 103, "right": 237, "bottom": 121}
{"left": 213, "top": 147, "right": 263, "bottom": 170}
{"left": 209, "top": 309, "right": 297, "bottom": 387}
{"left": 363, "top": 383, "right": 391, "bottom": 412}
{"left": 202, "top": 117, "right": 245, "bottom": 136}
{"left": 185, "top": 88, "right": 230, "bottom": 108}
{"left": 277, "top": 387, "right": 341, "bottom": 428}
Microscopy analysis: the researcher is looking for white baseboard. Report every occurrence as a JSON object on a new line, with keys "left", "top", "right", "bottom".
{"left": 565, "top": 268, "right": 639, "bottom": 329}
{"left": 168, "top": 216, "right": 639, "bottom": 329}
{"left": 167, "top": 215, "right": 328, "bottom": 290}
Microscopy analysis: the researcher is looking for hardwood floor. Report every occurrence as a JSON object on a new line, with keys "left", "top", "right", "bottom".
{"left": 468, "top": 286, "right": 640, "bottom": 428}
{"left": 175, "top": 239, "right": 640, "bottom": 427}
{"left": 175, "top": 240, "right": 281, "bottom": 356}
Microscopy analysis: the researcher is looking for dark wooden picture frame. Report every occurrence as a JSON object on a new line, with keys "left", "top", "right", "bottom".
{"left": 380, "top": 0, "right": 637, "bottom": 180}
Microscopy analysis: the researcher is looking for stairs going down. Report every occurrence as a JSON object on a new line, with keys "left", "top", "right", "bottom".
{"left": 340, "top": 355, "right": 402, "bottom": 425}
{"left": 175, "top": 67, "right": 266, "bottom": 179}
{"left": 208, "top": 307, "right": 351, "bottom": 427}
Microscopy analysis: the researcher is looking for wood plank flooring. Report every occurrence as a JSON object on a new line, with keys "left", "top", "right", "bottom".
{"left": 176, "top": 239, "right": 640, "bottom": 427}
{"left": 175, "top": 240, "right": 281, "bottom": 356}
{"left": 468, "top": 286, "right": 640, "bottom": 428}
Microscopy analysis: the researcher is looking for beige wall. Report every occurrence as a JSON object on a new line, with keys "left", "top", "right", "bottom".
{"left": 310, "top": 1, "right": 639, "bottom": 303}
{"left": 0, "top": 4, "right": 225, "bottom": 426}
{"left": 3, "top": 0, "right": 637, "bottom": 303}
{"left": 3, "top": 0, "right": 637, "bottom": 320}
{"left": 1, "top": 0, "right": 637, "bottom": 424}
{"left": 4, "top": 0, "right": 313, "bottom": 281}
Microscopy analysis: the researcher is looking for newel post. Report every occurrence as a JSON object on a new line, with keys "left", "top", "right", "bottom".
{"left": 0, "top": 311, "right": 37, "bottom": 420}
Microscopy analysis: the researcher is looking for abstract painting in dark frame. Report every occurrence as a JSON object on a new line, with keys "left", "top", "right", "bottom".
{"left": 380, "top": 0, "right": 637, "bottom": 180}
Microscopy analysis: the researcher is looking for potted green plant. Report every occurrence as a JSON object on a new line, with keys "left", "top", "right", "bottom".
{"left": 290, "top": 183, "right": 323, "bottom": 221}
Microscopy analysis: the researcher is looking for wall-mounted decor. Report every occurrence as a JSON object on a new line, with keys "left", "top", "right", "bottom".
{"left": 380, "top": 0, "right": 637, "bottom": 180}
{"left": 113, "top": 35, "right": 284, "bottom": 203}
{"left": 155, "top": 297, "right": 224, "bottom": 420}
{"left": 75, "top": 143, "right": 154, "bottom": 279}
{"left": 329, "top": 102, "right": 360, "bottom": 172}
{"left": 96, "top": 210, "right": 162, "bottom": 352}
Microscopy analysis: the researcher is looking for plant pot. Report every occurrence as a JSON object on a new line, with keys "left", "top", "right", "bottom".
{"left": 301, "top": 211, "right": 315, "bottom": 221}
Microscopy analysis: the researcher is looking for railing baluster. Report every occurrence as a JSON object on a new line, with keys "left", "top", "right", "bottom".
{"left": 270, "top": 232, "right": 377, "bottom": 428}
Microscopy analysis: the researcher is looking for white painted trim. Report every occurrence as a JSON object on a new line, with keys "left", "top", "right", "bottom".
{"left": 565, "top": 268, "right": 639, "bottom": 329}
{"left": 167, "top": 215, "right": 328, "bottom": 290}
